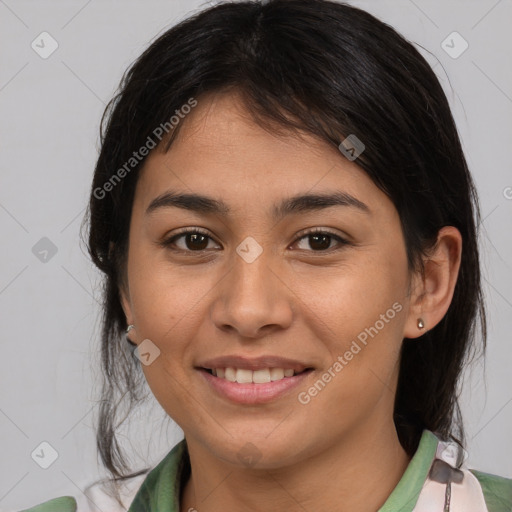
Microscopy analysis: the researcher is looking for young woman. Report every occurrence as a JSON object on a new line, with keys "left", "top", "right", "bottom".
{"left": 22, "top": 1, "right": 511, "bottom": 511}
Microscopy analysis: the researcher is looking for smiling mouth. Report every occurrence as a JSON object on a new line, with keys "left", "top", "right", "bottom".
{"left": 201, "top": 367, "right": 313, "bottom": 384}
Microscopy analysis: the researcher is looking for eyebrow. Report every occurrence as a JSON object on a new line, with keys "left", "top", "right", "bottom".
{"left": 145, "top": 189, "right": 370, "bottom": 220}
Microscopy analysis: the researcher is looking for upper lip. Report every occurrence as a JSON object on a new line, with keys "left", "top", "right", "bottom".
{"left": 197, "top": 355, "right": 313, "bottom": 372}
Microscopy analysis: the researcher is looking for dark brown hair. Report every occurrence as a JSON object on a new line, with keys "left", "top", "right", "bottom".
{"left": 82, "top": 0, "right": 486, "bottom": 488}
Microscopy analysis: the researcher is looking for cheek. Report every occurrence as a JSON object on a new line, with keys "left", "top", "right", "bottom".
{"left": 130, "top": 276, "right": 198, "bottom": 422}
{"left": 128, "top": 247, "right": 206, "bottom": 337}
{"left": 126, "top": 251, "right": 217, "bottom": 406}
{"left": 294, "top": 270, "right": 407, "bottom": 429}
{"left": 299, "top": 247, "right": 407, "bottom": 338}
{"left": 295, "top": 246, "right": 409, "bottom": 391}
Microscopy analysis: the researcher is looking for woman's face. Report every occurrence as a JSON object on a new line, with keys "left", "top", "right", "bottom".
{"left": 121, "top": 92, "right": 419, "bottom": 468}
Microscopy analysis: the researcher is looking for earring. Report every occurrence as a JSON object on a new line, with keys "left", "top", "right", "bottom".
{"left": 126, "top": 324, "right": 136, "bottom": 345}
{"left": 417, "top": 318, "right": 425, "bottom": 330}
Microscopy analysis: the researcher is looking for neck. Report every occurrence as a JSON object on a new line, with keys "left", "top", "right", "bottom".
{"left": 180, "top": 422, "right": 411, "bottom": 512}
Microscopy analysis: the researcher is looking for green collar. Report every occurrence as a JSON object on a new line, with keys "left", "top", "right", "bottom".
{"left": 128, "top": 430, "right": 439, "bottom": 512}
{"left": 128, "top": 438, "right": 190, "bottom": 512}
{"left": 378, "top": 430, "right": 438, "bottom": 511}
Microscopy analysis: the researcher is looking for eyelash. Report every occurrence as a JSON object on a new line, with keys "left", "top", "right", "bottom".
{"left": 160, "top": 227, "right": 350, "bottom": 254}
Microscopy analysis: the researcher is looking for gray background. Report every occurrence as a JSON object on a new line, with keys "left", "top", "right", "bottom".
{"left": 1, "top": 0, "right": 511, "bottom": 509}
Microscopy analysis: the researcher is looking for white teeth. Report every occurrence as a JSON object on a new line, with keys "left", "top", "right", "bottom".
{"left": 253, "top": 369, "right": 271, "bottom": 383}
{"left": 235, "top": 369, "right": 253, "bottom": 384}
{"left": 211, "top": 367, "right": 301, "bottom": 383}
{"left": 269, "top": 368, "right": 285, "bottom": 381}
{"left": 224, "top": 367, "right": 236, "bottom": 382}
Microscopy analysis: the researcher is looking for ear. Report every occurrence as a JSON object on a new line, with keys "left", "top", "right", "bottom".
{"left": 403, "top": 226, "right": 462, "bottom": 339}
{"left": 119, "top": 282, "right": 134, "bottom": 327}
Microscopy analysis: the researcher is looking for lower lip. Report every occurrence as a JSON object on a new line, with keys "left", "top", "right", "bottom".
{"left": 198, "top": 369, "right": 313, "bottom": 404}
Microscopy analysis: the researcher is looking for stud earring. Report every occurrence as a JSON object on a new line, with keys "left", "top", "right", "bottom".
{"left": 417, "top": 318, "right": 425, "bottom": 330}
{"left": 126, "top": 324, "right": 135, "bottom": 334}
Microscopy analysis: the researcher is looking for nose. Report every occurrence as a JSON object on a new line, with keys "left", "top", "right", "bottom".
{"left": 210, "top": 248, "right": 294, "bottom": 339}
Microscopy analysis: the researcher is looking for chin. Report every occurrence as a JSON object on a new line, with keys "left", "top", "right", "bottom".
{"left": 203, "top": 430, "right": 311, "bottom": 469}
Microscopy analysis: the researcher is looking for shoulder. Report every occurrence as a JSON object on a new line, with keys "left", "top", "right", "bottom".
{"left": 17, "top": 441, "right": 187, "bottom": 512}
{"left": 19, "top": 496, "right": 77, "bottom": 512}
{"left": 17, "top": 473, "right": 147, "bottom": 512}
{"left": 411, "top": 432, "right": 511, "bottom": 512}
{"left": 470, "top": 469, "right": 512, "bottom": 511}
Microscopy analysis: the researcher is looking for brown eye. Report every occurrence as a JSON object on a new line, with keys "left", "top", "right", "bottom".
{"left": 181, "top": 232, "right": 210, "bottom": 251}
{"left": 160, "top": 228, "right": 349, "bottom": 254}
{"left": 294, "top": 230, "right": 349, "bottom": 252}
{"left": 162, "top": 229, "right": 219, "bottom": 252}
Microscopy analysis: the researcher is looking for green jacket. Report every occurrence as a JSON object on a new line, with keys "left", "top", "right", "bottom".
{"left": 21, "top": 430, "right": 512, "bottom": 512}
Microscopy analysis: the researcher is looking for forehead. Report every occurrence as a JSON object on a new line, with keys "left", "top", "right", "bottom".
{"left": 150, "top": 92, "right": 342, "bottom": 174}
{"left": 135, "top": 92, "right": 392, "bottom": 219}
